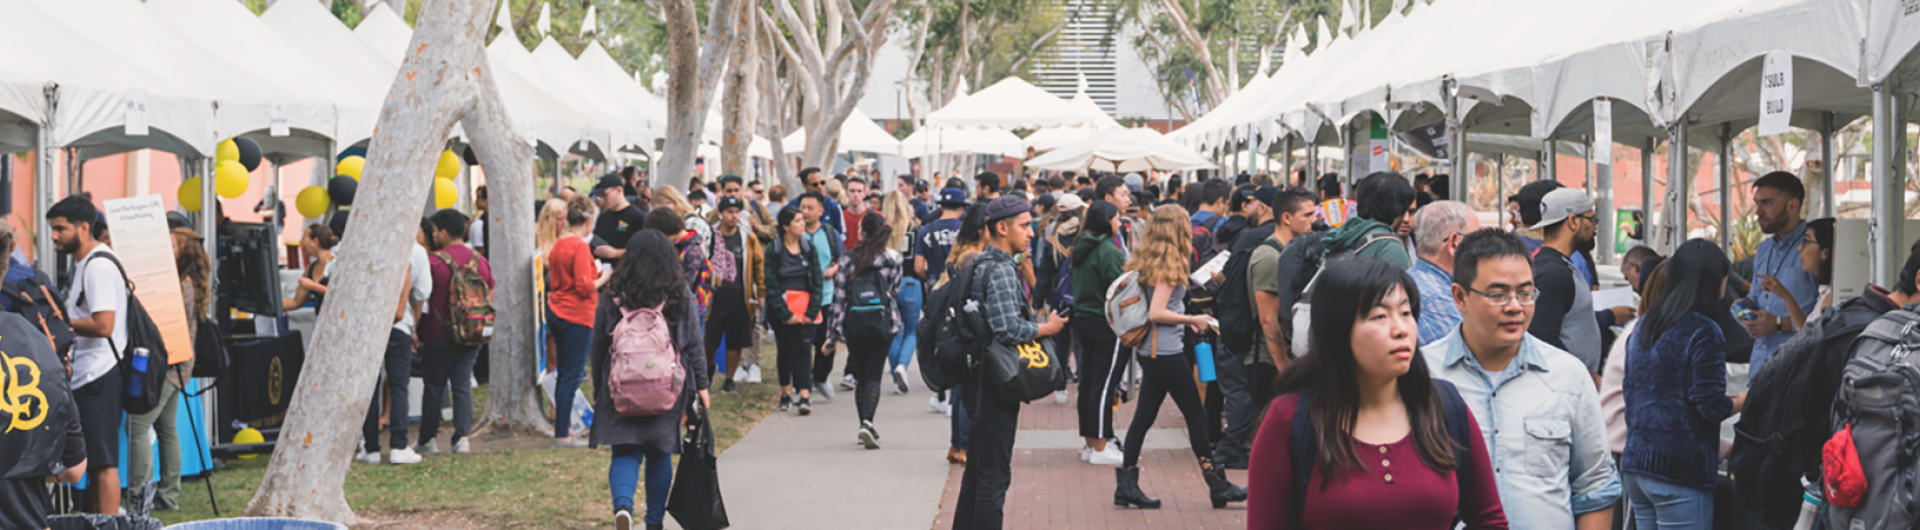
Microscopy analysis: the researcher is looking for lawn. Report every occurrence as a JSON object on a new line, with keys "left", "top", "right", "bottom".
{"left": 152, "top": 353, "right": 782, "bottom": 529}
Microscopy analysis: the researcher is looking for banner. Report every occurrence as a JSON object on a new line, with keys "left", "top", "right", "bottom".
{"left": 1369, "top": 114, "right": 1390, "bottom": 173}
{"left": 102, "top": 195, "right": 192, "bottom": 365}
{"left": 1593, "top": 98, "right": 1613, "bottom": 160}
{"left": 1396, "top": 119, "right": 1450, "bottom": 160}
{"left": 1758, "top": 51, "right": 1793, "bottom": 136}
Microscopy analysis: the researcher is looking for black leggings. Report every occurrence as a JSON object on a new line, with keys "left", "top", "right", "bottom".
{"left": 848, "top": 336, "right": 891, "bottom": 422}
{"left": 1122, "top": 354, "right": 1210, "bottom": 468}
{"left": 774, "top": 322, "right": 816, "bottom": 392}
{"left": 1075, "top": 318, "right": 1126, "bottom": 440}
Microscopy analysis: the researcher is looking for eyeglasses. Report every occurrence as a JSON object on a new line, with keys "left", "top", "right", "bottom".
{"left": 1462, "top": 285, "right": 1540, "bottom": 306}
{"left": 806, "top": 180, "right": 824, "bottom": 189}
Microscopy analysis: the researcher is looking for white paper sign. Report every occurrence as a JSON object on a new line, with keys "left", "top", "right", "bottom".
{"left": 1593, "top": 98, "right": 1613, "bottom": 160}
{"left": 101, "top": 195, "right": 192, "bottom": 365}
{"left": 577, "top": 127, "right": 592, "bottom": 151}
{"left": 269, "top": 101, "right": 290, "bottom": 137}
{"left": 1758, "top": 51, "right": 1793, "bottom": 136}
{"left": 123, "top": 90, "right": 149, "bottom": 137}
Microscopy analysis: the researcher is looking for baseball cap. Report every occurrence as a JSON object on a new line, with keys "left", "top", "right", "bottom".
{"left": 1253, "top": 185, "right": 1282, "bottom": 208}
{"left": 1032, "top": 193, "right": 1058, "bottom": 210}
{"left": 1055, "top": 193, "right": 1086, "bottom": 212}
{"left": 590, "top": 173, "right": 624, "bottom": 197}
{"left": 937, "top": 187, "right": 970, "bottom": 206}
{"left": 1124, "top": 173, "right": 1144, "bottom": 193}
{"left": 1531, "top": 188, "right": 1595, "bottom": 230}
{"left": 717, "top": 174, "right": 744, "bottom": 187}
{"left": 1515, "top": 180, "right": 1563, "bottom": 226}
{"left": 717, "top": 197, "right": 745, "bottom": 212}
{"left": 166, "top": 211, "right": 194, "bottom": 231}
{"left": 985, "top": 195, "right": 1031, "bottom": 223}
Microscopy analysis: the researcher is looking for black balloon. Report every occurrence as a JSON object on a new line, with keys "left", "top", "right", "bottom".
{"left": 233, "top": 137, "right": 263, "bottom": 172}
{"left": 462, "top": 145, "right": 480, "bottom": 166}
{"left": 328, "top": 175, "right": 358, "bottom": 205}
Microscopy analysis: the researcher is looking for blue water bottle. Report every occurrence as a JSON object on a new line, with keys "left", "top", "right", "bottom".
{"left": 126, "top": 347, "right": 149, "bottom": 398}
{"left": 1197, "top": 342, "right": 1217, "bottom": 382}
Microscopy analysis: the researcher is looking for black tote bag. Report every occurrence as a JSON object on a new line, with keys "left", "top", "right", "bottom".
{"left": 984, "top": 336, "right": 1065, "bottom": 403}
{"left": 668, "top": 405, "right": 729, "bottom": 530}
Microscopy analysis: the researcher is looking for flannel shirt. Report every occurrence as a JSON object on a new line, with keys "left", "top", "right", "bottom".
{"left": 972, "top": 246, "right": 1038, "bottom": 345}
{"left": 826, "top": 249, "right": 905, "bottom": 342}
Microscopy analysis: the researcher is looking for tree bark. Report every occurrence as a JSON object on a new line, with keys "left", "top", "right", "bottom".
{"left": 244, "top": 0, "right": 535, "bottom": 523}
{"left": 657, "top": 0, "right": 745, "bottom": 189}
{"left": 765, "top": 0, "right": 896, "bottom": 173}
{"left": 1153, "top": 0, "right": 1227, "bottom": 107}
{"left": 721, "top": 0, "right": 758, "bottom": 178}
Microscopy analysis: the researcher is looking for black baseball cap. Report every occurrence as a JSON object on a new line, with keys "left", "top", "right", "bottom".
{"left": 590, "top": 173, "right": 624, "bottom": 197}
{"left": 717, "top": 197, "right": 745, "bottom": 212}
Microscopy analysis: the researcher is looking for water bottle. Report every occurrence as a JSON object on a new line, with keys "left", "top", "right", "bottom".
{"left": 1792, "top": 474, "right": 1824, "bottom": 530}
{"left": 1732, "top": 299, "right": 1759, "bottom": 321}
{"left": 1197, "top": 342, "right": 1217, "bottom": 383}
{"left": 126, "top": 347, "right": 149, "bottom": 398}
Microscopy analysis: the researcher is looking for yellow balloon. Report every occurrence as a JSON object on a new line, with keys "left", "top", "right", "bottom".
{"left": 216, "top": 138, "right": 239, "bottom": 164}
{"left": 434, "top": 178, "right": 458, "bottom": 209}
{"left": 177, "top": 177, "right": 203, "bottom": 212}
{"left": 295, "top": 185, "right": 331, "bottom": 218}
{"left": 234, "top": 428, "right": 264, "bottom": 460}
{"left": 436, "top": 150, "right": 461, "bottom": 181}
{"left": 215, "top": 160, "right": 249, "bottom": 199}
{"left": 336, "top": 156, "right": 365, "bottom": 180}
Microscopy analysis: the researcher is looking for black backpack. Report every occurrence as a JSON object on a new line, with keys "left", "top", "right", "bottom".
{"left": 1730, "top": 296, "right": 1887, "bottom": 528}
{"left": 842, "top": 262, "right": 897, "bottom": 341}
{"left": 1290, "top": 379, "right": 1475, "bottom": 527}
{"left": 916, "top": 253, "right": 1000, "bottom": 392}
{"left": 3, "top": 268, "right": 73, "bottom": 363}
{"left": 1216, "top": 239, "right": 1283, "bottom": 355}
{"left": 75, "top": 252, "right": 171, "bottom": 415}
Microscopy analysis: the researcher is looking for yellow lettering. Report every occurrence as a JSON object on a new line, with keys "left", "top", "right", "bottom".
{"left": 1, "top": 350, "right": 48, "bottom": 432}
{"left": 1017, "top": 342, "right": 1050, "bottom": 369}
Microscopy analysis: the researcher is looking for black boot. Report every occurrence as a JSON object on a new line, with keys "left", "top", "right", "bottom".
{"left": 1202, "top": 458, "right": 1247, "bottom": 508}
{"left": 1113, "top": 466, "right": 1162, "bottom": 509}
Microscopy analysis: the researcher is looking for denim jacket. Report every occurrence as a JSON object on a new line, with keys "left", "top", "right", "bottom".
{"left": 1423, "top": 330, "right": 1621, "bottom": 529}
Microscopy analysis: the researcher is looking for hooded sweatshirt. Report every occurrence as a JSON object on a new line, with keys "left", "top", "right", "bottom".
{"left": 1322, "top": 217, "right": 1410, "bottom": 270}
{"left": 1071, "top": 232, "right": 1127, "bottom": 319}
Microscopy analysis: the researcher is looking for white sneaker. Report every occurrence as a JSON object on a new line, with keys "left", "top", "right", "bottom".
{"left": 387, "top": 447, "right": 423, "bottom": 464}
{"left": 354, "top": 449, "right": 380, "bottom": 465}
{"left": 840, "top": 374, "right": 857, "bottom": 391}
{"left": 816, "top": 381, "right": 836, "bottom": 401}
{"left": 892, "top": 365, "right": 911, "bottom": 394}
{"left": 452, "top": 437, "right": 471, "bottom": 454}
{"left": 747, "top": 365, "right": 763, "bottom": 383}
{"left": 1053, "top": 390, "right": 1070, "bottom": 404}
{"left": 414, "top": 440, "right": 438, "bottom": 454}
{"left": 929, "top": 394, "right": 950, "bottom": 415}
{"left": 733, "top": 366, "right": 749, "bottom": 381}
{"left": 1088, "top": 444, "right": 1124, "bottom": 465}
{"left": 1080, "top": 446, "right": 1092, "bottom": 462}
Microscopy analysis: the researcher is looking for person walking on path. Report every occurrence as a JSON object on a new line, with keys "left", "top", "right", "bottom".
{"left": 917, "top": 188, "right": 968, "bottom": 416}
{"left": 1111, "top": 206, "right": 1248, "bottom": 510}
{"left": 591, "top": 230, "right": 711, "bottom": 530}
{"left": 766, "top": 207, "right": 824, "bottom": 415}
{"left": 707, "top": 197, "right": 763, "bottom": 394}
{"left": 825, "top": 214, "right": 904, "bottom": 449}
{"left": 417, "top": 209, "right": 494, "bottom": 455}
{"left": 1070, "top": 201, "right": 1128, "bottom": 466}
{"left": 1246, "top": 257, "right": 1508, "bottom": 530}
{"left": 881, "top": 190, "right": 922, "bottom": 394}
{"left": 546, "top": 197, "right": 599, "bottom": 447}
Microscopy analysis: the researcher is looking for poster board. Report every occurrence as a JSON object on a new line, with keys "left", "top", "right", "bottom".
{"left": 102, "top": 195, "right": 193, "bottom": 365}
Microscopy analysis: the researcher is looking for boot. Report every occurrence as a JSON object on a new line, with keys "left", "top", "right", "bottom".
{"left": 1202, "top": 458, "right": 1248, "bottom": 508}
{"left": 1113, "top": 466, "right": 1162, "bottom": 509}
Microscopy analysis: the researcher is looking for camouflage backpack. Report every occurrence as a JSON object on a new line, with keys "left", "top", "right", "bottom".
{"left": 435, "top": 250, "right": 495, "bottom": 346}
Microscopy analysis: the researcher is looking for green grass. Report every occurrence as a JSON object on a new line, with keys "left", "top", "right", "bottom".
{"left": 152, "top": 353, "right": 782, "bottom": 528}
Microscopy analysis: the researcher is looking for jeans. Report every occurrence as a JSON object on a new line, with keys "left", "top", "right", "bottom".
{"left": 363, "top": 330, "right": 415, "bottom": 451}
{"left": 774, "top": 322, "right": 815, "bottom": 391}
{"left": 548, "top": 310, "right": 592, "bottom": 438}
{"left": 419, "top": 335, "right": 480, "bottom": 443}
{"left": 609, "top": 444, "right": 674, "bottom": 525}
{"left": 125, "top": 380, "right": 180, "bottom": 510}
{"left": 950, "top": 379, "right": 970, "bottom": 451}
{"left": 1074, "top": 318, "right": 1126, "bottom": 440}
{"left": 812, "top": 322, "right": 837, "bottom": 385}
{"left": 848, "top": 336, "right": 890, "bottom": 422}
{"left": 953, "top": 375, "right": 1020, "bottom": 530}
{"left": 1213, "top": 344, "right": 1256, "bottom": 460}
{"left": 1122, "top": 354, "right": 1211, "bottom": 468}
{"left": 887, "top": 277, "right": 922, "bottom": 370}
{"left": 1622, "top": 472, "right": 1714, "bottom": 530}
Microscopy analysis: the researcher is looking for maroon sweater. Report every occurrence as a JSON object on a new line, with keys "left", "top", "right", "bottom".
{"left": 1247, "top": 393, "right": 1507, "bottom": 530}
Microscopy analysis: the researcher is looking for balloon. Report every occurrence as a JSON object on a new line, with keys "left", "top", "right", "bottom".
{"left": 234, "top": 428, "right": 264, "bottom": 459}
{"left": 214, "top": 160, "right": 249, "bottom": 199}
{"left": 434, "top": 178, "right": 458, "bottom": 208}
{"left": 328, "top": 175, "right": 358, "bottom": 205}
{"left": 335, "top": 145, "right": 367, "bottom": 162}
{"left": 295, "top": 185, "right": 331, "bottom": 218}
{"left": 336, "top": 156, "right": 365, "bottom": 180}
{"left": 177, "top": 177, "right": 203, "bottom": 212}
{"left": 233, "top": 136, "right": 263, "bottom": 172}
{"left": 436, "top": 150, "right": 461, "bottom": 180}
{"left": 462, "top": 145, "right": 479, "bottom": 166}
{"left": 216, "top": 138, "right": 239, "bottom": 164}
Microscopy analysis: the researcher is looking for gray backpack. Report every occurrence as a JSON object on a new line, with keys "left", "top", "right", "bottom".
{"left": 1828, "top": 308, "right": 1920, "bottom": 530}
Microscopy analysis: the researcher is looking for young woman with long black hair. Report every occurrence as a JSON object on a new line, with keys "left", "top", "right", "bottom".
{"left": 590, "top": 230, "right": 710, "bottom": 530}
{"left": 765, "top": 207, "right": 825, "bottom": 415}
{"left": 826, "top": 214, "right": 903, "bottom": 448}
{"left": 1110, "top": 205, "right": 1247, "bottom": 509}
{"left": 1246, "top": 257, "right": 1507, "bottom": 530}
{"left": 1071, "top": 200, "right": 1128, "bottom": 466}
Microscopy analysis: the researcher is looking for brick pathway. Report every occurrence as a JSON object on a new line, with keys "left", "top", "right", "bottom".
{"left": 1018, "top": 387, "right": 1192, "bottom": 431}
{"left": 932, "top": 448, "right": 1252, "bottom": 529}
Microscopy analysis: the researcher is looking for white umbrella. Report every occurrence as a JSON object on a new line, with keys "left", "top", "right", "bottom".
{"left": 898, "top": 127, "right": 1025, "bottom": 159}
{"left": 1026, "top": 128, "right": 1216, "bottom": 173}
{"left": 780, "top": 108, "right": 902, "bottom": 155}
{"left": 924, "top": 76, "right": 1108, "bottom": 130}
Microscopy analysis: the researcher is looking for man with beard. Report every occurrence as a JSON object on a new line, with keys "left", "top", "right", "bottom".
{"left": 47, "top": 195, "right": 124, "bottom": 513}
{"left": 1527, "top": 188, "right": 1631, "bottom": 374}
{"left": 1737, "top": 172, "right": 1819, "bottom": 374}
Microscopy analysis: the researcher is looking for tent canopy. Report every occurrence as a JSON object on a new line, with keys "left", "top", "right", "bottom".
{"left": 1025, "top": 127, "right": 1216, "bottom": 173}
{"left": 925, "top": 76, "right": 1108, "bottom": 130}
{"left": 899, "top": 127, "right": 1024, "bottom": 159}
{"left": 780, "top": 108, "right": 902, "bottom": 155}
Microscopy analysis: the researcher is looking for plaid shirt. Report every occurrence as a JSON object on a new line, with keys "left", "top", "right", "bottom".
{"left": 971, "top": 245, "right": 1038, "bottom": 345}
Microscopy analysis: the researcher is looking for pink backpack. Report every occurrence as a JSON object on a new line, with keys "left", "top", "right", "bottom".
{"left": 609, "top": 302, "right": 686, "bottom": 417}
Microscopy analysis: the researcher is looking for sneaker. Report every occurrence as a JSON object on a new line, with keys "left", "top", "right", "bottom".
{"left": 552, "top": 438, "right": 588, "bottom": 449}
{"left": 778, "top": 394, "right": 793, "bottom": 411}
{"left": 453, "top": 437, "right": 471, "bottom": 454}
{"left": 721, "top": 379, "right": 738, "bottom": 394}
{"left": 414, "top": 440, "right": 439, "bottom": 454}
{"left": 892, "top": 365, "right": 911, "bottom": 394}
{"left": 929, "top": 394, "right": 949, "bottom": 414}
{"left": 388, "top": 447, "right": 423, "bottom": 464}
{"left": 1088, "top": 444, "right": 1123, "bottom": 465}
{"left": 858, "top": 424, "right": 880, "bottom": 450}
{"left": 614, "top": 509, "right": 633, "bottom": 530}
{"left": 1081, "top": 446, "right": 1092, "bottom": 462}
{"left": 840, "top": 374, "right": 857, "bottom": 391}
{"left": 797, "top": 397, "right": 812, "bottom": 416}
{"left": 747, "top": 365, "right": 763, "bottom": 383}
{"left": 355, "top": 449, "right": 381, "bottom": 465}
{"left": 816, "top": 381, "right": 836, "bottom": 401}
{"left": 733, "top": 366, "right": 749, "bottom": 382}
{"left": 1053, "top": 390, "right": 1070, "bottom": 404}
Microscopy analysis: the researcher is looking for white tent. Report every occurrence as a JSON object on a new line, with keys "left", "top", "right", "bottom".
{"left": 530, "top": 37, "right": 656, "bottom": 152}
{"left": 780, "top": 108, "right": 902, "bottom": 155}
{"left": 924, "top": 76, "right": 1107, "bottom": 130}
{"left": 1023, "top": 90, "right": 1122, "bottom": 152}
{"left": 485, "top": 28, "right": 613, "bottom": 159}
{"left": 255, "top": 0, "right": 400, "bottom": 147}
{"left": 1025, "top": 128, "right": 1215, "bottom": 173}
{"left": 899, "top": 128, "right": 1025, "bottom": 159}
{"left": 0, "top": 0, "right": 213, "bottom": 156}
{"left": 576, "top": 41, "right": 665, "bottom": 149}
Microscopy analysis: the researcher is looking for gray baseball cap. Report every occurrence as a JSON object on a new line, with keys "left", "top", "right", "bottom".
{"left": 1530, "top": 188, "right": 1595, "bottom": 230}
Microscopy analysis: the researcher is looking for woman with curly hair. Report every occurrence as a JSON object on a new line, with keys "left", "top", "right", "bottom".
{"left": 591, "top": 230, "right": 710, "bottom": 530}
{"left": 1111, "top": 205, "right": 1247, "bottom": 510}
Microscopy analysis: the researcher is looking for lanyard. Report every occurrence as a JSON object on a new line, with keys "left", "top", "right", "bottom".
{"left": 1757, "top": 224, "right": 1806, "bottom": 307}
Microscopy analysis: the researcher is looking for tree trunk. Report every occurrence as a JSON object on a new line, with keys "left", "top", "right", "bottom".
{"left": 1154, "top": 0, "right": 1228, "bottom": 107}
{"left": 244, "top": 0, "right": 535, "bottom": 523}
{"left": 657, "top": 0, "right": 745, "bottom": 189}
{"left": 721, "top": 5, "right": 758, "bottom": 178}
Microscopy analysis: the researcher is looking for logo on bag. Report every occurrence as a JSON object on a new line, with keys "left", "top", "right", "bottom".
{"left": 268, "top": 356, "right": 284, "bottom": 406}
{"left": 1017, "top": 342, "right": 1050, "bottom": 369}
{"left": 1, "top": 348, "right": 48, "bottom": 432}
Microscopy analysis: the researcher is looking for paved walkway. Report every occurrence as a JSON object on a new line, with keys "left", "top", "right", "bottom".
{"left": 707, "top": 353, "right": 1252, "bottom": 530}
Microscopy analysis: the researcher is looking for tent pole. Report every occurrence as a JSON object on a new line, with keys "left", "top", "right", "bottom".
{"left": 1667, "top": 122, "right": 1690, "bottom": 254}
{"left": 1446, "top": 80, "right": 1468, "bottom": 202}
{"left": 1821, "top": 111, "right": 1836, "bottom": 218}
{"left": 1495, "top": 154, "right": 1507, "bottom": 228}
{"left": 1283, "top": 136, "right": 1295, "bottom": 185}
{"left": 1717, "top": 123, "right": 1733, "bottom": 253}
{"left": 1643, "top": 136, "right": 1656, "bottom": 250}
{"left": 1542, "top": 140, "right": 1557, "bottom": 182}
{"left": 1597, "top": 135, "right": 1615, "bottom": 265}
{"left": 34, "top": 84, "right": 55, "bottom": 275}
{"left": 200, "top": 157, "right": 217, "bottom": 263}
{"left": 1871, "top": 86, "right": 1905, "bottom": 286}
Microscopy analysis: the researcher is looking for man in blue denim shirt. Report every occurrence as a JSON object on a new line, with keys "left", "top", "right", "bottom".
{"left": 1423, "top": 229, "right": 1620, "bottom": 530}
{"left": 1740, "top": 172, "right": 1819, "bottom": 376}
{"left": 1410, "top": 200, "right": 1480, "bottom": 345}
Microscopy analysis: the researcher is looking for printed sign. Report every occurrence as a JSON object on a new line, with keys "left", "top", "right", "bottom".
{"left": 124, "top": 90, "right": 149, "bottom": 137}
{"left": 269, "top": 101, "right": 290, "bottom": 137}
{"left": 101, "top": 195, "right": 192, "bottom": 365}
{"left": 1369, "top": 114, "right": 1390, "bottom": 172}
{"left": 1594, "top": 98, "right": 1613, "bottom": 160}
{"left": 1758, "top": 51, "right": 1793, "bottom": 136}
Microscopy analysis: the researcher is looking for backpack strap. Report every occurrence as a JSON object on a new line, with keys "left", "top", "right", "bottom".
{"left": 1288, "top": 390, "right": 1317, "bottom": 529}
{"left": 1434, "top": 379, "right": 1475, "bottom": 525}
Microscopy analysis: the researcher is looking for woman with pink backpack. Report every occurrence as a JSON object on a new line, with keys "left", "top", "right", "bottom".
{"left": 589, "top": 230, "right": 712, "bottom": 530}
